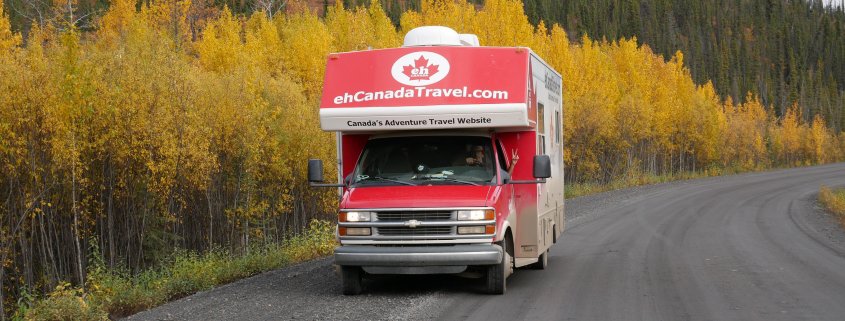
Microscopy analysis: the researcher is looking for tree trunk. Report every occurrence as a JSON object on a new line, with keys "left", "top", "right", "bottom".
{"left": 71, "top": 134, "right": 85, "bottom": 285}
{"left": 0, "top": 253, "right": 6, "bottom": 321}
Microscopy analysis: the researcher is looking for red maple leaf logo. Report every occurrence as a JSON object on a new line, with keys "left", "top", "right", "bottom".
{"left": 402, "top": 55, "right": 440, "bottom": 81}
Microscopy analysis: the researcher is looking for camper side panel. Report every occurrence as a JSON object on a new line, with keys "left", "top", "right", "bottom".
{"left": 531, "top": 53, "right": 564, "bottom": 254}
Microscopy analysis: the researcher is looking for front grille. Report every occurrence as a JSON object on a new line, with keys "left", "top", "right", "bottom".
{"left": 375, "top": 211, "right": 453, "bottom": 221}
{"left": 377, "top": 226, "right": 454, "bottom": 236}
{"left": 339, "top": 208, "right": 493, "bottom": 243}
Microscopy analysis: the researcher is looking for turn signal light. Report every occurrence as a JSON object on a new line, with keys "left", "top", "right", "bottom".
{"left": 485, "top": 225, "right": 495, "bottom": 235}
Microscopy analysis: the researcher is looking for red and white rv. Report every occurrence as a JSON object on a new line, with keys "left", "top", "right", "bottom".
{"left": 308, "top": 26, "right": 564, "bottom": 295}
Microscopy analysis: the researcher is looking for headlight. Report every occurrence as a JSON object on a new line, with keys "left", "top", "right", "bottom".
{"left": 339, "top": 211, "right": 372, "bottom": 222}
{"left": 457, "top": 209, "right": 494, "bottom": 220}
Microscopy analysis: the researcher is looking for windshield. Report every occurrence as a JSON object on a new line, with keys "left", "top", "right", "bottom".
{"left": 352, "top": 136, "right": 497, "bottom": 186}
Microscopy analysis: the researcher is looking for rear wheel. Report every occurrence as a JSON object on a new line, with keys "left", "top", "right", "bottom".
{"left": 341, "top": 266, "right": 363, "bottom": 295}
{"left": 529, "top": 249, "right": 549, "bottom": 270}
{"left": 486, "top": 236, "right": 513, "bottom": 294}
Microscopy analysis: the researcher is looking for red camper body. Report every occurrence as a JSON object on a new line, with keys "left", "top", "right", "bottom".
{"left": 308, "top": 27, "right": 564, "bottom": 295}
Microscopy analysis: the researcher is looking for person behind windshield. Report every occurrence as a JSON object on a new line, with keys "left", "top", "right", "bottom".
{"left": 464, "top": 145, "right": 486, "bottom": 166}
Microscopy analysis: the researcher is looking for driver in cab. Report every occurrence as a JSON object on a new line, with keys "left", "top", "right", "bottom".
{"left": 465, "top": 145, "right": 486, "bottom": 166}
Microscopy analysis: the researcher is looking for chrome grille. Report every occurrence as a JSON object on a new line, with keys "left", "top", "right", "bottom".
{"left": 375, "top": 211, "right": 453, "bottom": 221}
{"left": 377, "top": 226, "right": 454, "bottom": 236}
{"left": 339, "top": 208, "right": 495, "bottom": 244}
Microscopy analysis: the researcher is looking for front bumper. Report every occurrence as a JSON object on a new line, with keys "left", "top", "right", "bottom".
{"left": 334, "top": 244, "right": 502, "bottom": 267}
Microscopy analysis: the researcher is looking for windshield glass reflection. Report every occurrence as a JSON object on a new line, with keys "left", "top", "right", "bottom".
{"left": 352, "top": 136, "right": 497, "bottom": 186}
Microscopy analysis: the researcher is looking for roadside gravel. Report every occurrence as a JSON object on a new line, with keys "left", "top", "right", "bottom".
{"left": 125, "top": 255, "right": 451, "bottom": 321}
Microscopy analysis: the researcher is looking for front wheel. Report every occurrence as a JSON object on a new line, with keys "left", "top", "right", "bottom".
{"left": 341, "top": 266, "right": 363, "bottom": 295}
{"left": 486, "top": 237, "right": 513, "bottom": 294}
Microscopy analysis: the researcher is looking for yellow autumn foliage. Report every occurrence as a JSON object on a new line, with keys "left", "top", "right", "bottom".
{"left": 1, "top": 0, "right": 844, "bottom": 317}
{"left": 0, "top": 2, "right": 20, "bottom": 53}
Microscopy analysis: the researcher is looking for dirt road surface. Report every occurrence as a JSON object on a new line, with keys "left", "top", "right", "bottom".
{"left": 127, "top": 163, "right": 845, "bottom": 321}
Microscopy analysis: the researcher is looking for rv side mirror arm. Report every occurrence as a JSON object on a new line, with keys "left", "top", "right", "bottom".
{"left": 503, "top": 155, "right": 551, "bottom": 185}
{"left": 505, "top": 178, "right": 547, "bottom": 185}
{"left": 310, "top": 182, "right": 346, "bottom": 188}
{"left": 307, "top": 159, "right": 345, "bottom": 188}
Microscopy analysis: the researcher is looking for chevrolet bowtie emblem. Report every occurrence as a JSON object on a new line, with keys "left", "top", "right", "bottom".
{"left": 405, "top": 219, "right": 422, "bottom": 228}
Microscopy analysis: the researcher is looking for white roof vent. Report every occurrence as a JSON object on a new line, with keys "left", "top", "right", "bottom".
{"left": 458, "top": 34, "right": 480, "bottom": 46}
{"left": 404, "top": 26, "right": 479, "bottom": 47}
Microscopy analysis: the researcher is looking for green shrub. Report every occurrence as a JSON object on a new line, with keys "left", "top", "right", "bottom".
{"left": 22, "top": 220, "right": 337, "bottom": 320}
{"left": 564, "top": 170, "right": 716, "bottom": 198}
{"left": 819, "top": 185, "right": 845, "bottom": 227}
{"left": 23, "top": 283, "right": 108, "bottom": 321}
{"left": 283, "top": 220, "right": 336, "bottom": 262}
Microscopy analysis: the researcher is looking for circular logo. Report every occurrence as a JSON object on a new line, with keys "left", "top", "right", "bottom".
{"left": 391, "top": 51, "right": 450, "bottom": 86}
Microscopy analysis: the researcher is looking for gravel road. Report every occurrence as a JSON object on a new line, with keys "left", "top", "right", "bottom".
{"left": 126, "top": 163, "right": 845, "bottom": 321}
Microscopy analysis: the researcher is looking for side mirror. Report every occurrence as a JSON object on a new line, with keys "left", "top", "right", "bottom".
{"left": 503, "top": 155, "right": 551, "bottom": 185}
{"left": 533, "top": 155, "right": 552, "bottom": 179}
{"left": 308, "top": 159, "right": 324, "bottom": 182}
{"left": 308, "top": 159, "right": 345, "bottom": 188}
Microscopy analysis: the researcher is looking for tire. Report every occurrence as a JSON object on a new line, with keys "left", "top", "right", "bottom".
{"left": 486, "top": 236, "right": 512, "bottom": 294}
{"left": 529, "top": 249, "right": 549, "bottom": 270}
{"left": 341, "top": 266, "right": 363, "bottom": 295}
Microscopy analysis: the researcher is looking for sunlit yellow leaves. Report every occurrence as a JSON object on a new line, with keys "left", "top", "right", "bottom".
{"left": 1, "top": 0, "right": 843, "bottom": 228}
{"left": 390, "top": 0, "right": 844, "bottom": 181}
{"left": 2, "top": 4, "right": 845, "bottom": 314}
{"left": 367, "top": 0, "right": 401, "bottom": 49}
{"left": 400, "top": 0, "right": 479, "bottom": 36}
{"left": 0, "top": 2, "right": 20, "bottom": 53}
{"left": 140, "top": 0, "right": 192, "bottom": 46}
{"left": 719, "top": 94, "right": 770, "bottom": 169}
{"left": 475, "top": 0, "right": 534, "bottom": 47}
{"left": 276, "top": 10, "right": 334, "bottom": 98}
{"left": 809, "top": 115, "right": 831, "bottom": 164}
{"left": 769, "top": 103, "right": 804, "bottom": 166}
{"left": 98, "top": 0, "right": 136, "bottom": 45}
{"left": 195, "top": 7, "right": 242, "bottom": 72}
{"left": 324, "top": 0, "right": 399, "bottom": 54}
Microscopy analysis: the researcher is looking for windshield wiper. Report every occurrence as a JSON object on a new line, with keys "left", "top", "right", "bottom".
{"left": 417, "top": 177, "right": 481, "bottom": 186}
{"left": 357, "top": 176, "right": 416, "bottom": 186}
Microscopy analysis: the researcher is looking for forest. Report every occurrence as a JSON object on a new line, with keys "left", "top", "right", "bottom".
{"left": 0, "top": 0, "right": 844, "bottom": 319}
{"left": 361, "top": 0, "right": 845, "bottom": 131}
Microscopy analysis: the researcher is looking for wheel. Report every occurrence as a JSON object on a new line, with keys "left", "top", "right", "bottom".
{"left": 529, "top": 249, "right": 549, "bottom": 270}
{"left": 486, "top": 236, "right": 513, "bottom": 294}
{"left": 341, "top": 266, "right": 363, "bottom": 295}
